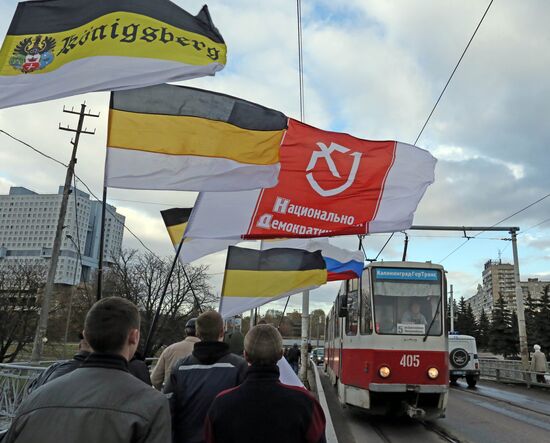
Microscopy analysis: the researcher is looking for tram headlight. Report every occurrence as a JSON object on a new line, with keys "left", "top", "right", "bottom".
{"left": 427, "top": 367, "right": 439, "bottom": 379}
{"left": 379, "top": 366, "right": 391, "bottom": 378}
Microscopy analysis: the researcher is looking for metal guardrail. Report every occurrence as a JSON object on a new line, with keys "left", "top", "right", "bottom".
{"left": 479, "top": 358, "right": 549, "bottom": 388}
{"left": 0, "top": 363, "right": 46, "bottom": 429}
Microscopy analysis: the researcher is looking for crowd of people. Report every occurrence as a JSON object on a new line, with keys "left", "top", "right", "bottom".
{"left": 3, "top": 297, "right": 327, "bottom": 443}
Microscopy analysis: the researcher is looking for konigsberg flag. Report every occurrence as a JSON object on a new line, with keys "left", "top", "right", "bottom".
{"left": 0, "top": 0, "right": 226, "bottom": 109}
{"left": 161, "top": 207, "right": 236, "bottom": 265}
{"left": 106, "top": 84, "right": 287, "bottom": 191}
{"left": 219, "top": 246, "right": 327, "bottom": 318}
{"left": 185, "top": 119, "right": 437, "bottom": 238}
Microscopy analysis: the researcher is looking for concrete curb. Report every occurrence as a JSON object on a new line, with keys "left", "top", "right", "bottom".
{"left": 313, "top": 364, "right": 338, "bottom": 443}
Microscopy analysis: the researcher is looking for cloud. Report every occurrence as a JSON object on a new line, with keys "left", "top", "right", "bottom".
{"left": 1, "top": 0, "right": 550, "bottom": 314}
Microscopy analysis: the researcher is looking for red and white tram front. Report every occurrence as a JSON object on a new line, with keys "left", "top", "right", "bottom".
{"left": 325, "top": 261, "right": 449, "bottom": 419}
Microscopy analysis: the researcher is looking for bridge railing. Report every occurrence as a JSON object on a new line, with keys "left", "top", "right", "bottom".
{"left": 479, "top": 358, "right": 549, "bottom": 388}
{"left": 0, "top": 363, "right": 46, "bottom": 428}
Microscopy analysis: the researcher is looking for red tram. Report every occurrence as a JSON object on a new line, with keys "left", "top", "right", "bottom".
{"left": 324, "top": 261, "right": 449, "bottom": 419}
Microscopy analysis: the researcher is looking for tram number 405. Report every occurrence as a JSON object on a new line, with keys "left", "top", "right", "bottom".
{"left": 400, "top": 354, "right": 420, "bottom": 368}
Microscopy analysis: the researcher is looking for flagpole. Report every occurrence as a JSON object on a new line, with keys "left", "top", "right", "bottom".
{"left": 96, "top": 185, "right": 107, "bottom": 301}
{"left": 143, "top": 234, "right": 186, "bottom": 358}
{"left": 295, "top": 0, "right": 310, "bottom": 384}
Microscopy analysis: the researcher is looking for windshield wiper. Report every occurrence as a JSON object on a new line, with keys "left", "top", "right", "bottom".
{"left": 423, "top": 295, "right": 442, "bottom": 342}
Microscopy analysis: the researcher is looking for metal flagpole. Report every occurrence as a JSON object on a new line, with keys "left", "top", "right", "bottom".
{"left": 96, "top": 186, "right": 108, "bottom": 301}
{"left": 31, "top": 103, "right": 98, "bottom": 362}
{"left": 143, "top": 234, "right": 186, "bottom": 358}
{"left": 295, "top": 0, "right": 310, "bottom": 384}
{"left": 299, "top": 289, "right": 310, "bottom": 383}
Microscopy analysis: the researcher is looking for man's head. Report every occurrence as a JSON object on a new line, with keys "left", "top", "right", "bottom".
{"left": 83, "top": 297, "right": 140, "bottom": 361}
{"left": 185, "top": 318, "right": 197, "bottom": 337}
{"left": 534, "top": 344, "right": 541, "bottom": 352}
{"left": 410, "top": 301, "right": 421, "bottom": 314}
{"left": 196, "top": 311, "right": 224, "bottom": 342}
{"left": 244, "top": 324, "right": 283, "bottom": 365}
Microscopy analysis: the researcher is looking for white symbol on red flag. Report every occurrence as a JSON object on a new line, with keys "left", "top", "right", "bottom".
{"left": 305, "top": 142, "right": 362, "bottom": 197}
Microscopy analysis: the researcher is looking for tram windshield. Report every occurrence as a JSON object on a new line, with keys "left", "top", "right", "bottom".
{"left": 372, "top": 267, "right": 443, "bottom": 336}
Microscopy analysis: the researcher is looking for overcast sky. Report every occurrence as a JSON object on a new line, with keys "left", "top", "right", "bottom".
{"left": 1, "top": 0, "right": 549, "bottom": 315}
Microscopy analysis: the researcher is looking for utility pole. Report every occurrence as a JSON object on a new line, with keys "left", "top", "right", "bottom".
{"left": 510, "top": 229, "right": 529, "bottom": 369}
{"left": 408, "top": 225, "right": 528, "bottom": 367}
{"left": 299, "top": 290, "right": 310, "bottom": 383}
{"left": 31, "top": 103, "right": 98, "bottom": 362}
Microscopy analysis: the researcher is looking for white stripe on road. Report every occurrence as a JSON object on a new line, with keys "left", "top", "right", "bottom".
{"left": 313, "top": 363, "right": 338, "bottom": 443}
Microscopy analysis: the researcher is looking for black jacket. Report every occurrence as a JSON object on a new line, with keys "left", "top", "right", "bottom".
{"left": 129, "top": 354, "right": 152, "bottom": 386}
{"left": 164, "top": 341, "right": 248, "bottom": 443}
{"left": 27, "top": 350, "right": 91, "bottom": 393}
{"left": 287, "top": 346, "right": 301, "bottom": 364}
{"left": 205, "top": 364, "right": 326, "bottom": 443}
{"left": 6, "top": 353, "right": 171, "bottom": 443}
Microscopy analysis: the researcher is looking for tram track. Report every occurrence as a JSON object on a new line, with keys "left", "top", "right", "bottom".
{"left": 359, "top": 415, "right": 464, "bottom": 443}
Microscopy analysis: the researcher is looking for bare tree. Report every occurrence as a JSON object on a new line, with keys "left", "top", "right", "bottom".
{"left": 0, "top": 261, "right": 46, "bottom": 362}
{"left": 103, "top": 249, "right": 216, "bottom": 354}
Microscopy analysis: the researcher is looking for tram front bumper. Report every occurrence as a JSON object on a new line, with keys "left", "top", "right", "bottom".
{"left": 369, "top": 383, "right": 448, "bottom": 393}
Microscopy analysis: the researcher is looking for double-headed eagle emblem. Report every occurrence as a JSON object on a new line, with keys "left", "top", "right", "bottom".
{"left": 10, "top": 35, "right": 56, "bottom": 73}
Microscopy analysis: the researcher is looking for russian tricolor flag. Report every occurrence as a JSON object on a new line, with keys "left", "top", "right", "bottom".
{"left": 261, "top": 238, "right": 364, "bottom": 281}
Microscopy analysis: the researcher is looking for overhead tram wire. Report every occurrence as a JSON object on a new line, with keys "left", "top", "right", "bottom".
{"left": 296, "top": 0, "right": 305, "bottom": 122}
{"left": 439, "top": 190, "right": 550, "bottom": 263}
{"left": 414, "top": 0, "right": 494, "bottom": 145}
{"left": 374, "top": 232, "right": 395, "bottom": 261}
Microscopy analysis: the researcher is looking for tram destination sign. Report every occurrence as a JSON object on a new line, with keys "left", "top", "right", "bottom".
{"left": 374, "top": 268, "right": 440, "bottom": 281}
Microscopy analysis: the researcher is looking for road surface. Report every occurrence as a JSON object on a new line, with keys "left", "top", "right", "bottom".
{"left": 319, "top": 371, "right": 550, "bottom": 443}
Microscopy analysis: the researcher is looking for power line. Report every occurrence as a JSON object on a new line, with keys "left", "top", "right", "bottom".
{"left": 520, "top": 217, "right": 550, "bottom": 236}
{"left": 439, "top": 191, "right": 550, "bottom": 262}
{"left": 414, "top": 0, "right": 494, "bottom": 145}
{"left": 108, "top": 197, "right": 180, "bottom": 207}
{"left": 374, "top": 232, "right": 395, "bottom": 261}
{"left": 296, "top": 0, "right": 305, "bottom": 122}
{"left": 0, "top": 128, "right": 162, "bottom": 261}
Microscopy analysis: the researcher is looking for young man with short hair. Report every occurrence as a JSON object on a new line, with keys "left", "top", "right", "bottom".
{"left": 205, "top": 324, "right": 326, "bottom": 443}
{"left": 5, "top": 297, "right": 171, "bottom": 443}
{"left": 165, "top": 310, "right": 248, "bottom": 443}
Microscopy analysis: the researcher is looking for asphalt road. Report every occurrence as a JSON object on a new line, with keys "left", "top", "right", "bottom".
{"left": 320, "top": 371, "right": 550, "bottom": 443}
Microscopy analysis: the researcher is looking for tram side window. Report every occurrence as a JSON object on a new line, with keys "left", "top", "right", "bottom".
{"left": 346, "top": 279, "right": 359, "bottom": 335}
{"left": 360, "top": 275, "right": 373, "bottom": 335}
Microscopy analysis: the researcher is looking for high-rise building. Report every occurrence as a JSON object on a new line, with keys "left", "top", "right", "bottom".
{"left": 0, "top": 186, "right": 124, "bottom": 284}
{"left": 466, "top": 259, "right": 549, "bottom": 320}
{"left": 521, "top": 278, "right": 550, "bottom": 302}
{"left": 482, "top": 259, "right": 516, "bottom": 308}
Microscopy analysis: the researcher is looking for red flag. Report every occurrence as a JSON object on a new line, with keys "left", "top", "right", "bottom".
{"left": 247, "top": 119, "right": 396, "bottom": 237}
{"left": 186, "top": 118, "right": 436, "bottom": 239}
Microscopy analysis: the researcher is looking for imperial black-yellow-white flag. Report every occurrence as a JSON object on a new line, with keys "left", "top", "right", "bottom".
{"left": 0, "top": 0, "right": 226, "bottom": 109}
{"left": 106, "top": 84, "right": 286, "bottom": 191}
{"left": 161, "top": 207, "right": 237, "bottom": 265}
{"left": 220, "top": 246, "right": 327, "bottom": 318}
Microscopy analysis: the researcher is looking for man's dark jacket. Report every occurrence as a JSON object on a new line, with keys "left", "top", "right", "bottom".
{"left": 205, "top": 364, "right": 326, "bottom": 443}
{"left": 6, "top": 353, "right": 171, "bottom": 443}
{"left": 287, "top": 346, "right": 301, "bottom": 364}
{"left": 27, "top": 350, "right": 90, "bottom": 393}
{"left": 164, "top": 341, "right": 248, "bottom": 443}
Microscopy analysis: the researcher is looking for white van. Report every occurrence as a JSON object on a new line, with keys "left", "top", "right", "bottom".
{"left": 448, "top": 334, "right": 480, "bottom": 387}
